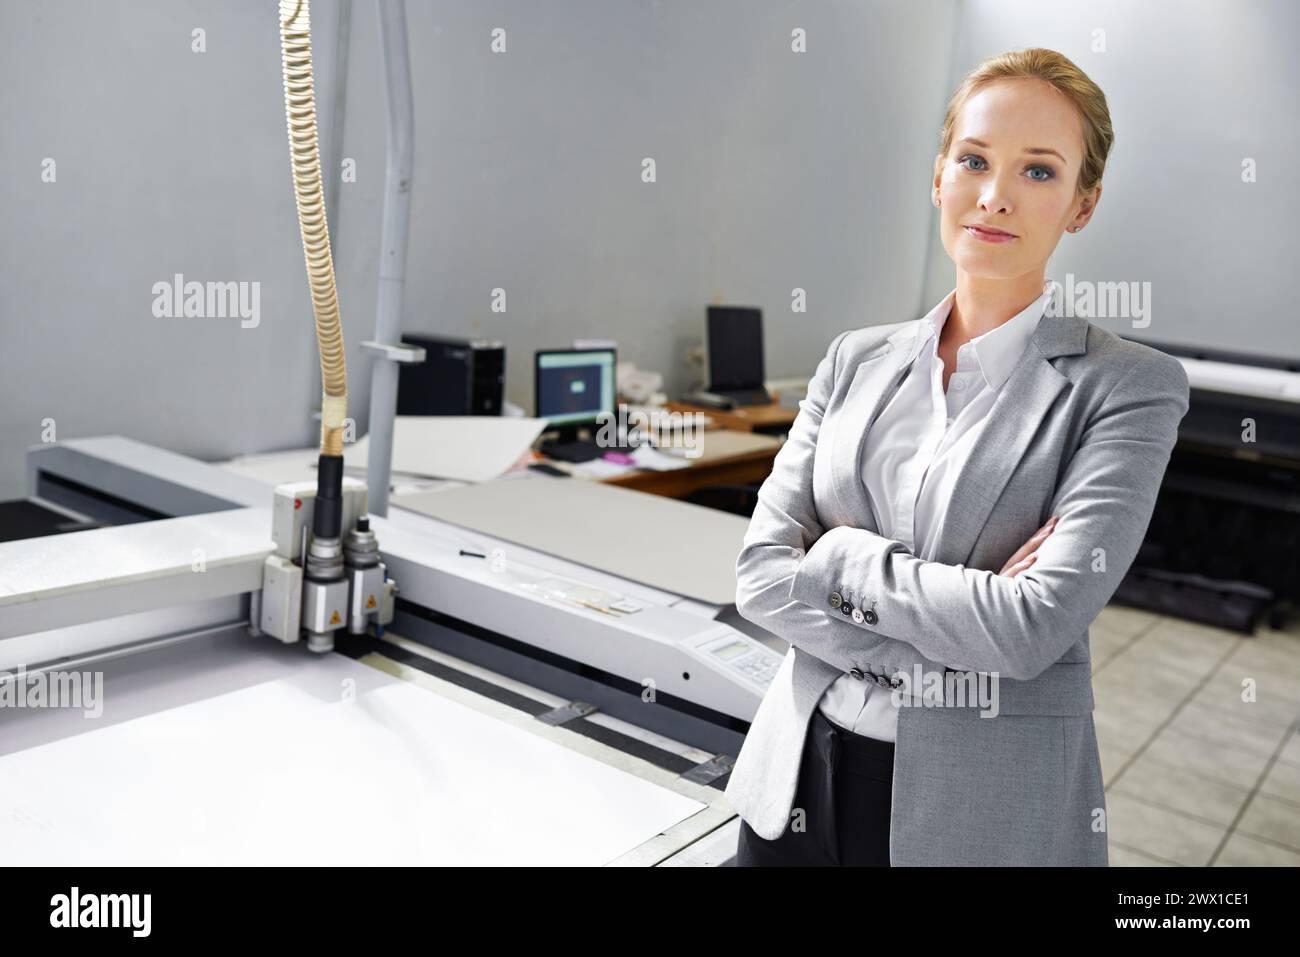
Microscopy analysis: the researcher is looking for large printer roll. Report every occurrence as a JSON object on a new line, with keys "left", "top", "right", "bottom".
{"left": 1116, "top": 336, "right": 1299, "bottom": 632}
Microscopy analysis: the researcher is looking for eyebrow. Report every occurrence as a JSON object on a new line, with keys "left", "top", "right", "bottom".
{"left": 957, "top": 137, "right": 1068, "bottom": 164}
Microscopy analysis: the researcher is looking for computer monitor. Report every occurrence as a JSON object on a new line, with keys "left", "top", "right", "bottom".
{"left": 706, "top": 306, "right": 765, "bottom": 392}
{"left": 534, "top": 348, "right": 617, "bottom": 439}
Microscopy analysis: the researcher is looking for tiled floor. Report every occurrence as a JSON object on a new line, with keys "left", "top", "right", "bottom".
{"left": 1090, "top": 604, "right": 1300, "bottom": 866}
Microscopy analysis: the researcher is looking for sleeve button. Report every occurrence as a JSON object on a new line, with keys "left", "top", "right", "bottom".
{"left": 840, "top": 602, "right": 854, "bottom": 617}
{"left": 864, "top": 609, "right": 878, "bottom": 625}
{"left": 828, "top": 592, "right": 842, "bottom": 609}
{"left": 850, "top": 668, "right": 865, "bottom": 680}
{"left": 851, "top": 607, "right": 865, "bottom": 624}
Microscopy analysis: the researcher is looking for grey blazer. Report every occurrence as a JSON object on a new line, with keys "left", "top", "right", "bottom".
{"left": 724, "top": 311, "right": 1190, "bottom": 865}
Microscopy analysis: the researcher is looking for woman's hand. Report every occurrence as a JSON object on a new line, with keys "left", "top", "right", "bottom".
{"left": 998, "top": 516, "right": 1059, "bottom": 577}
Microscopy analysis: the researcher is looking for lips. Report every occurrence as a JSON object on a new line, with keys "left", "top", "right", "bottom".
{"left": 964, "top": 224, "right": 1017, "bottom": 243}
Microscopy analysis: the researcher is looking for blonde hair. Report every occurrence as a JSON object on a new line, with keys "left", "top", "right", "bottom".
{"left": 936, "top": 48, "right": 1113, "bottom": 196}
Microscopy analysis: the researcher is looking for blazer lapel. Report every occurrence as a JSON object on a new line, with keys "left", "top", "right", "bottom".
{"left": 829, "top": 312, "right": 1089, "bottom": 566}
{"left": 828, "top": 325, "right": 915, "bottom": 525}
{"left": 933, "top": 313, "right": 1089, "bottom": 566}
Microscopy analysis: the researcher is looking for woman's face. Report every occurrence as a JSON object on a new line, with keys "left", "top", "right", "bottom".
{"left": 934, "top": 78, "right": 1098, "bottom": 281}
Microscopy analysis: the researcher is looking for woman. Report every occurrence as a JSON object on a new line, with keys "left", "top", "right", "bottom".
{"left": 725, "top": 48, "right": 1189, "bottom": 866}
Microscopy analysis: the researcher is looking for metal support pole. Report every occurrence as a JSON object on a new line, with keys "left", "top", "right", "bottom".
{"left": 363, "top": 0, "right": 422, "bottom": 516}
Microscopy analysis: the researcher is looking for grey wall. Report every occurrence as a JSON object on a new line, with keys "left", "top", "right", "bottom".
{"left": 333, "top": 0, "right": 957, "bottom": 427}
{"left": 0, "top": 0, "right": 349, "bottom": 498}
{"left": 23, "top": 2, "right": 1288, "bottom": 502}
{"left": 921, "top": 0, "right": 1300, "bottom": 354}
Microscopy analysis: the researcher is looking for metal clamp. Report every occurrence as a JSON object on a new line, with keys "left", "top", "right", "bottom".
{"left": 360, "top": 340, "right": 427, "bottom": 364}
{"left": 536, "top": 700, "right": 598, "bottom": 727}
{"left": 682, "top": 754, "right": 735, "bottom": 786}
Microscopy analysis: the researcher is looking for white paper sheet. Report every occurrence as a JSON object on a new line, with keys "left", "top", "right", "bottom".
{"left": 345, "top": 416, "right": 547, "bottom": 483}
{"left": 219, "top": 447, "right": 468, "bottom": 496}
{"left": 0, "top": 649, "right": 704, "bottom": 865}
{"left": 630, "top": 445, "right": 693, "bottom": 471}
{"left": 570, "top": 458, "right": 635, "bottom": 479}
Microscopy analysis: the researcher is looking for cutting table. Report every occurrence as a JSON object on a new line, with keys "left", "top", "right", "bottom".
{"left": 0, "top": 436, "right": 785, "bottom": 865}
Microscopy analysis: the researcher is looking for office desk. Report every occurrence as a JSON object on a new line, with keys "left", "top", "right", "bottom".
{"left": 539, "top": 429, "right": 782, "bottom": 500}
{"left": 664, "top": 398, "right": 798, "bottom": 435}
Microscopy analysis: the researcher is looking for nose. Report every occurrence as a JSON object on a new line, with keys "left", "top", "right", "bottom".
{"left": 978, "top": 170, "right": 1015, "bottom": 217}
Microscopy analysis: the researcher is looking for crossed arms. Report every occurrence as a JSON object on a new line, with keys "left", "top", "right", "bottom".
{"left": 734, "top": 329, "right": 1189, "bottom": 682}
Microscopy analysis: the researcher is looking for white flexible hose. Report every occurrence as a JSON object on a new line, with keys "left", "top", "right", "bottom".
{"left": 280, "top": 0, "right": 348, "bottom": 456}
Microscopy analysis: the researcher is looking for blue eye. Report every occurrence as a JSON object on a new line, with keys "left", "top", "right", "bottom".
{"left": 957, "top": 154, "right": 1056, "bottom": 181}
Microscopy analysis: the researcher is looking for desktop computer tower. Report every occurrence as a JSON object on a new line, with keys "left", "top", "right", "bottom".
{"left": 396, "top": 334, "right": 505, "bottom": 415}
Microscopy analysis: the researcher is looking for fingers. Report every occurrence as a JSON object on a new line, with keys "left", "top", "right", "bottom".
{"left": 998, "top": 515, "right": 1059, "bottom": 577}
{"left": 1003, "top": 515, "right": 1058, "bottom": 567}
{"left": 1002, "top": 554, "right": 1036, "bottom": 577}
{"left": 1026, "top": 514, "right": 1059, "bottom": 551}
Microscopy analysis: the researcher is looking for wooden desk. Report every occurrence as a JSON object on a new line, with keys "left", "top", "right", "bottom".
{"left": 664, "top": 398, "right": 799, "bottom": 434}
{"left": 537, "top": 429, "right": 782, "bottom": 500}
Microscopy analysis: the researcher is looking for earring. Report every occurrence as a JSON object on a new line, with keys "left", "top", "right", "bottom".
{"left": 934, "top": 197, "right": 941, "bottom": 207}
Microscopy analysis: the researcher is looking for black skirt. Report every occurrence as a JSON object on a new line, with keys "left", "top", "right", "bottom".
{"left": 735, "top": 707, "right": 894, "bottom": 866}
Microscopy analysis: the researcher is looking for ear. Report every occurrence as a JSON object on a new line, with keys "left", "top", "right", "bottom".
{"left": 1071, "top": 182, "right": 1102, "bottom": 230}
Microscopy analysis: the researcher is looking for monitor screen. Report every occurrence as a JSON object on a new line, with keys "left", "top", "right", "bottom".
{"left": 707, "top": 306, "right": 765, "bottom": 391}
{"left": 535, "top": 349, "right": 617, "bottom": 427}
